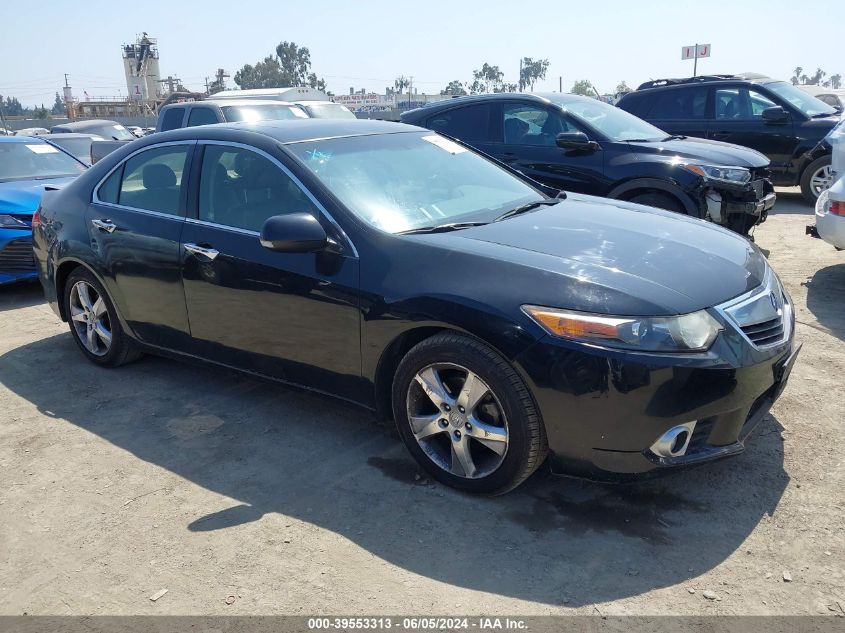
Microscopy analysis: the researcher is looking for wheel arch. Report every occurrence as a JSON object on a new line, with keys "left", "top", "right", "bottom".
{"left": 607, "top": 177, "right": 702, "bottom": 217}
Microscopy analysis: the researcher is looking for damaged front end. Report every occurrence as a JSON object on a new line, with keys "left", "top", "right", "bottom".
{"left": 695, "top": 167, "right": 776, "bottom": 234}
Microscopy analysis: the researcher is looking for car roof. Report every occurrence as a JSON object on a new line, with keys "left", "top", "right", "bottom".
{"left": 174, "top": 98, "right": 299, "bottom": 107}
{"left": 632, "top": 74, "right": 784, "bottom": 92}
{"left": 51, "top": 120, "right": 121, "bottom": 131}
{"left": 0, "top": 135, "right": 49, "bottom": 143}
{"left": 47, "top": 133, "right": 103, "bottom": 139}
{"left": 153, "top": 118, "right": 420, "bottom": 145}
{"left": 404, "top": 91, "right": 595, "bottom": 116}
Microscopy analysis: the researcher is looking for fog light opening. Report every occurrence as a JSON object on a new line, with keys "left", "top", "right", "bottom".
{"left": 650, "top": 422, "right": 697, "bottom": 458}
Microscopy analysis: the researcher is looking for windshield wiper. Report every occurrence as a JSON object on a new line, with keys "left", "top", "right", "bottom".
{"left": 494, "top": 199, "right": 560, "bottom": 222}
{"left": 397, "top": 221, "right": 488, "bottom": 235}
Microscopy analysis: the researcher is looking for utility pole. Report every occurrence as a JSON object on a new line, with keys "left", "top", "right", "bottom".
{"left": 214, "top": 68, "right": 229, "bottom": 93}
{"left": 408, "top": 76, "right": 413, "bottom": 110}
{"left": 63, "top": 73, "right": 75, "bottom": 121}
{"left": 559, "top": 76, "right": 562, "bottom": 92}
{"left": 519, "top": 58, "right": 523, "bottom": 91}
{"left": 204, "top": 77, "right": 210, "bottom": 94}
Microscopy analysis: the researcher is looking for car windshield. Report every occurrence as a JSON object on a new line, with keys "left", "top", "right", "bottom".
{"left": 301, "top": 103, "right": 357, "bottom": 119}
{"left": 46, "top": 137, "right": 95, "bottom": 163}
{"left": 0, "top": 141, "right": 85, "bottom": 182}
{"left": 81, "top": 124, "right": 135, "bottom": 141}
{"left": 288, "top": 132, "right": 544, "bottom": 233}
{"left": 221, "top": 104, "right": 308, "bottom": 122}
{"left": 764, "top": 81, "right": 837, "bottom": 117}
{"left": 563, "top": 98, "right": 667, "bottom": 142}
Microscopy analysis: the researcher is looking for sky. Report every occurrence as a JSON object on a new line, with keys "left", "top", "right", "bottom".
{"left": 0, "top": 0, "right": 840, "bottom": 107}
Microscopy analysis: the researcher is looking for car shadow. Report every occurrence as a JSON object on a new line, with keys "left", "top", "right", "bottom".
{"left": 769, "top": 189, "right": 813, "bottom": 215}
{"left": 0, "top": 334, "right": 789, "bottom": 607}
{"left": 804, "top": 263, "right": 845, "bottom": 341}
{"left": 0, "top": 282, "right": 44, "bottom": 313}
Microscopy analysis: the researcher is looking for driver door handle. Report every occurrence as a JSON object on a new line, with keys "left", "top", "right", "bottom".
{"left": 91, "top": 218, "right": 117, "bottom": 233}
{"left": 184, "top": 243, "right": 220, "bottom": 260}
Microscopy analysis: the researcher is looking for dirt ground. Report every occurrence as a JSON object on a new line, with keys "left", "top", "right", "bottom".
{"left": 0, "top": 188, "right": 843, "bottom": 617}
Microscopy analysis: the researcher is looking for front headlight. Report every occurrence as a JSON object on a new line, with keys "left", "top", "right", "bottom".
{"left": 0, "top": 214, "right": 28, "bottom": 229}
{"left": 683, "top": 163, "right": 752, "bottom": 185}
{"left": 522, "top": 305, "right": 723, "bottom": 352}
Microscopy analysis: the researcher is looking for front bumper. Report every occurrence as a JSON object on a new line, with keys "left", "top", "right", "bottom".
{"left": 703, "top": 177, "right": 776, "bottom": 227}
{"left": 0, "top": 229, "right": 37, "bottom": 285}
{"left": 514, "top": 330, "right": 798, "bottom": 479}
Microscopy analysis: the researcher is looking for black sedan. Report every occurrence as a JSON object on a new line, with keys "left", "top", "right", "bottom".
{"left": 401, "top": 93, "right": 776, "bottom": 235}
{"left": 33, "top": 119, "right": 799, "bottom": 494}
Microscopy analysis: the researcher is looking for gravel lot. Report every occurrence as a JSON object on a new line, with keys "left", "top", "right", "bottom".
{"left": 0, "top": 188, "right": 843, "bottom": 617}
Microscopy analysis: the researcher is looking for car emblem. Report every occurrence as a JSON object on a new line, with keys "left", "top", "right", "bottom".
{"left": 769, "top": 292, "right": 778, "bottom": 311}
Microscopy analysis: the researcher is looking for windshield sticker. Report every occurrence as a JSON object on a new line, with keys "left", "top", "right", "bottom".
{"left": 26, "top": 144, "right": 59, "bottom": 154}
{"left": 304, "top": 149, "right": 333, "bottom": 163}
{"left": 291, "top": 108, "right": 308, "bottom": 118}
{"left": 421, "top": 135, "right": 467, "bottom": 154}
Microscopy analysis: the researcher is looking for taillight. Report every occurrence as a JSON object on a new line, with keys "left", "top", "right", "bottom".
{"left": 31, "top": 208, "right": 42, "bottom": 230}
{"left": 831, "top": 200, "right": 845, "bottom": 216}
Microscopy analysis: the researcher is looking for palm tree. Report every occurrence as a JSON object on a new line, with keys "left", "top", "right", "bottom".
{"left": 792, "top": 66, "right": 803, "bottom": 85}
{"left": 830, "top": 74, "right": 842, "bottom": 89}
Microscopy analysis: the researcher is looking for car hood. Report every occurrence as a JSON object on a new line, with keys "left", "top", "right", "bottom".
{"left": 0, "top": 177, "right": 76, "bottom": 216}
{"left": 423, "top": 194, "right": 768, "bottom": 316}
{"left": 626, "top": 136, "right": 770, "bottom": 168}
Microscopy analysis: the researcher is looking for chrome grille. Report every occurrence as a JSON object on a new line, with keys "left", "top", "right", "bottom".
{"left": 717, "top": 268, "right": 791, "bottom": 350}
{"left": 0, "top": 238, "right": 36, "bottom": 272}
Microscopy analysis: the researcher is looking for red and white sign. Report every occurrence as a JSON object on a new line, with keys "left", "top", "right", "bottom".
{"left": 682, "top": 44, "right": 711, "bottom": 60}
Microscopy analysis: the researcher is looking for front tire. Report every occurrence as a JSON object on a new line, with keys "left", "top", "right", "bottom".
{"left": 64, "top": 268, "right": 142, "bottom": 367}
{"left": 800, "top": 155, "right": 833, "bottom": 203}
{"left": 627, "top": 192, "right": 684, "bottom": 213}
{"left": 392, "top": 332, "right": 547, "bottom": 495}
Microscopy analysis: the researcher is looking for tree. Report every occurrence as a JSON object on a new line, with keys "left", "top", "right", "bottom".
{"left": 518, "top": 57, "right": 549, "bottom": 91}
{"left": 441, "top": 80, "right": 466, "bottom": 96}
{"left": 234, "top": 56, "right": 285, "bottom": 89}
{"left": 394, "top": 76, "right": 411, "bottom": 93}
{"left": 469, "top": 63, "right": 504, "bottom": 94}
{"left": 0, "top": 95, "right": 25, "bottom": 116}
{"left": 234, "top": 41, "right": 327, "bottom": 90}
{"left": 571, "top": 79, "right": 595, "bottom": 97}
{"left": 808, "top": 68, "right": 826, "bottom": 86}
{"left": 791, "top": 67, "right": 803, "bottom": 86}
{"left": 615, "top": 80, "right": 631, "bottom": 95}
{"left": 33, "top": 103, "right": 49, "bottom": 119}
{"left": 51, "top": 92, "right": 64, "bottom": 115}
{"left": 830, "top": 74, "right": 842, "bottom": 89}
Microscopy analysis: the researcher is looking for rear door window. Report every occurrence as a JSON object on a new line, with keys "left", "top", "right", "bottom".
{"left": 425, "top": 104, "right": 492, "bottom": 142}
{"left": 648, "top": 87, "right": 708, "bottom": 119}
{"left": 117, "top": 145, "right": 190, "bottom": 215}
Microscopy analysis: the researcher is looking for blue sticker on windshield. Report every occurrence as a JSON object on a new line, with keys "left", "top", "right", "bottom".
{"left": 305, "top": 149, "right": 332, "bottom": 163}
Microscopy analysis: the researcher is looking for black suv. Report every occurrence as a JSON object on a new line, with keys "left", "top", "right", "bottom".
{"left": 401, "top": 93, "right": 775, "bottom": 235}
{"left": 618, "top": 74, "right": 840, "bottom": 202}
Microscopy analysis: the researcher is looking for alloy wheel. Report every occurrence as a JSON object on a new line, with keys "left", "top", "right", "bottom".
{"left": 811, "top": 164, "right": 834, "bottom": 197}
{"left": 69, "top": 281, "right": 112, "bottom": 357}
{"left": 406, "top": 363, "right": 508, "bottom": 479}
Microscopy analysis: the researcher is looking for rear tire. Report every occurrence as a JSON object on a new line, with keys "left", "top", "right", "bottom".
{"left": 800, "top": 155, "right": 833, "bottom": 203}
{"left": 391, "top": 332, "right": 547, "bottom": 495}
{"left": 627, "top": 191, "right": 684, "bottom": 213}
{"left": 63, "top": 268, "right": 142, "bottom": 367}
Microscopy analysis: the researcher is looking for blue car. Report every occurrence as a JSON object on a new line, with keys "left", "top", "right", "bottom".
{"left": 0, "top": 136, "right": 86, "bottom": 285}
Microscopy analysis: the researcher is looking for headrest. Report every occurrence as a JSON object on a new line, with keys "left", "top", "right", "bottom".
{"left": 143, "top": 163, "right": 176, "bottom": 189}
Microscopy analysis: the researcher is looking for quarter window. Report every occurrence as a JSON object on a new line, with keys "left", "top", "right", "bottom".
{"left": 117, "top": 145, "right": 190, "bottom": 215}
{"left": 426, "top": 104, "right": 492, "bottom": 142}
{"left": 502, "top": 103, "right": 573, "bottom": 145}
{"left": 97, "top": 166, "right": 122, "bottom": 204}
{"left": 198, "top": 145, "right": 320, "bottom": 232}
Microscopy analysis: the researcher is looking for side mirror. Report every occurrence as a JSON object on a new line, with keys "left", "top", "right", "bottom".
{"left": 761, "top": 106, "right": 789, "bottom": 123}
{"left": 260, "top": 213, "right": 327, "bottom": 253}
{"left": 555, "top": 132, "right": 600, "bottom": 152}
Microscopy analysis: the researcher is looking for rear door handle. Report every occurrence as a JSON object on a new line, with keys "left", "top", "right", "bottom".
{"left": 712, "top": 131, "right": 731, "bottom": 139}
{"left": 501, "top": 152, "right": 518, "bottom": 163}
{"left": 91, "top": 218, "right": 117, "bottom": 233}
{"left": 184, "top": 243, "right": 220, "bottom": 260}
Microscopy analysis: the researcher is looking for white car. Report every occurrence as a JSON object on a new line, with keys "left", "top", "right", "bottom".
{"left": 810, "top": 119, "right": 845, "bottom": 249}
